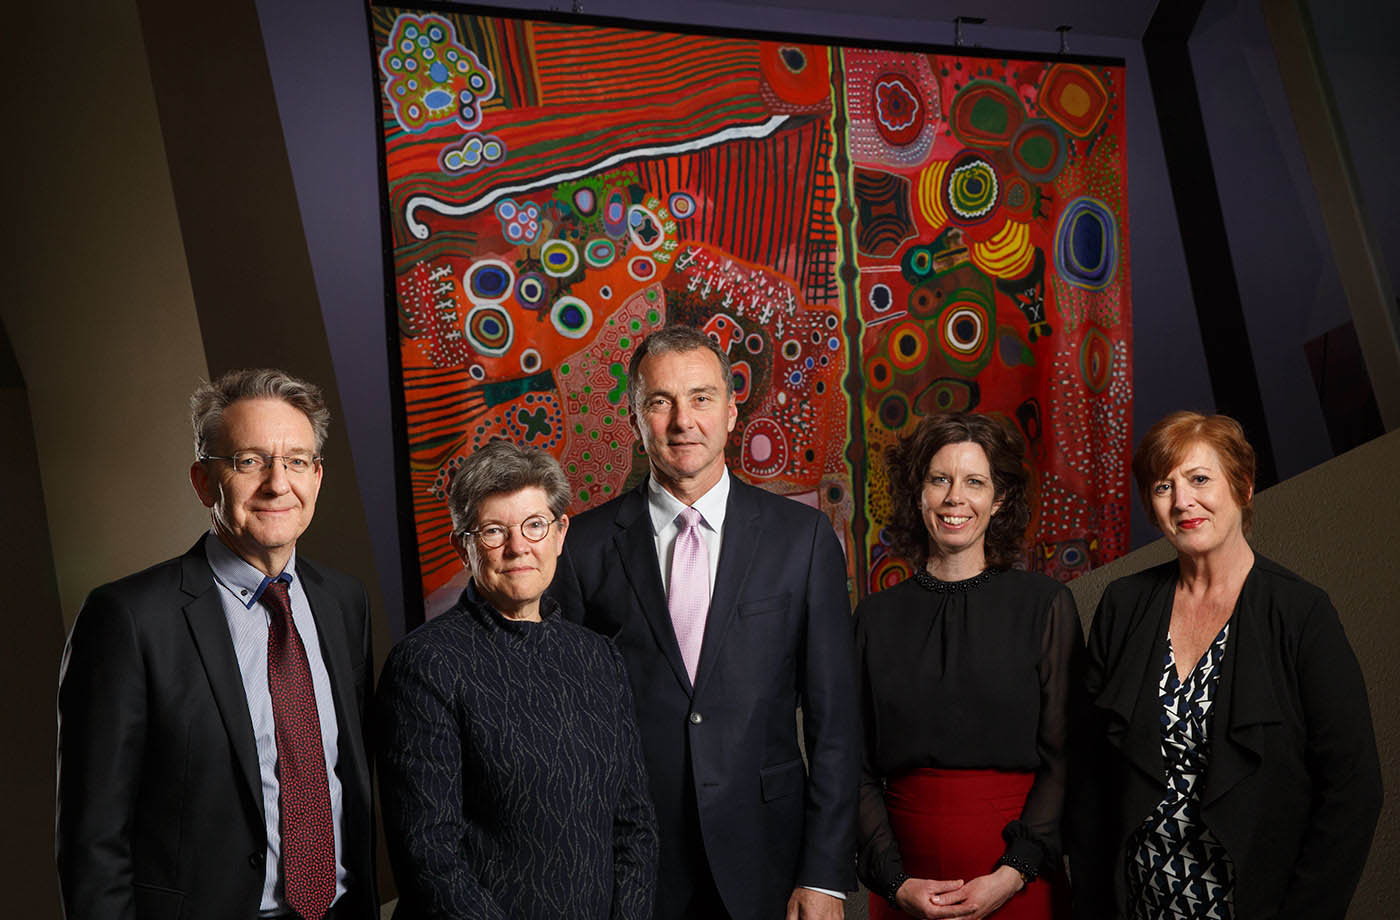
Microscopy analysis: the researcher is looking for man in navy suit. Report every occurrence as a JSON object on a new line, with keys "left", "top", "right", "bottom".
{"left": 554, "top": 327, "right": 859, "bottom": 920}
{"left": 57, "top": 369, "right": 376, "bottom": 920}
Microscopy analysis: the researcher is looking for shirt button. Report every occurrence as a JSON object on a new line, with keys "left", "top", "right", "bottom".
{"left": 248, "top": 852, "right": 262, "bottom": 869}
{"left": 689, "top": 712, "right": 703, "bottom": 724}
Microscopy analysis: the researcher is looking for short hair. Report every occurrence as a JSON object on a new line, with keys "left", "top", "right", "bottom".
{"left": 447, "top": 439, "right": 571, "bottom": 533}
{"left": 627, "top": 325, "right": 733, "bottom": 413}
{"left": 1132, "top": 411, "right": 1256, "bottom": 533}
{"left": 884, "top": 412, "right": 1031, "bottom": 570}
{"left": 190, "top": 368, "right": 331, "bottom": 457}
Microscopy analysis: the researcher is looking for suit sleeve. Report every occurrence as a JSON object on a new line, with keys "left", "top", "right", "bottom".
{"left": 794, "top": 515, "right": 860, "bottom": 892}
{"left": 376, "top": 642, "right": 509, "bottom": 920}
{"left": 1276, "top": 592, "right": 1382, "bottom": 919}
{"left": 548, "top": 538, "right": 586, "bottom": 625}
{"left": 606, "top": 641, "right": 659, "bottom": 920}
{"left": 56, "top": 586, "right": 147, "bottom": 920}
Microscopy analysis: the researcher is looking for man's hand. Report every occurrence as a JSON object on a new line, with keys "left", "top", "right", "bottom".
{"left": 785, "top": 887, "right": 844, "bottom": 920}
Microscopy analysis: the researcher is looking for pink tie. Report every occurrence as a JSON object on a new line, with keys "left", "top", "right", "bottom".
{"left": 668, "top": 507, "right": 710, "bottom": 684}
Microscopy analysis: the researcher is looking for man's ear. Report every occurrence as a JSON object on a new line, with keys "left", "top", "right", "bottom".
{"left": 190, "top": 461, "right": 217, "bottom": 509}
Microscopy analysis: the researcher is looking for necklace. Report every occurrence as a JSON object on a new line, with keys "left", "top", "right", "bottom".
{"left": 912, "top": 567, "right": 999, "bottom": 593}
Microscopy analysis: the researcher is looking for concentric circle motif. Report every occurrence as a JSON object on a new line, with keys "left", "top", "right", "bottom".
{"left": 730, "top": 359, "right": 753, "bottom": 404}
{"left": 514, "top": 272, "right": 548, "bottom": 307}
{"left": 627, "top": 256, "right": 657, "bottom": 281}
{"left": 948, "top": 79, "right": 1026, "bottom": 148}
{"left": 584, "top": 238, "right": 616, "bottom": 268}
{"left": 572, "top": 187, "right": 597, "bottom": 218}
{"left": 627, "top": 205, "right": 664, "bottom": 252}
{"left": 1079, "top": 326, "right": 1113, "bottom": 393}
{"left": 744, "top": 332, "right": 765, "bottom": 354}
{"left": 877, "top": 392, "right": 909, "bottom": 429}
{"left": 870, "top": 553, "right": 913, "bottom": 592}
{"left": 465, "top": 259, "right": 513, "bottom": 303}
{"left": 540, "top": 239, "right": 579, "bottom": 278}
{"left": 869, "top": 283, "right": 893, "bottom": 312}
{"left": 603, "top": 189, "right": 629, "bottom": 238}
{"left": 668, "top": 192, "right": 696, "bottom": 220}
{"left": 519, "top": 348, "right": 542, "bottom": 374}
{"left": 550, "top": 296, "right": 593, "bottom": 339}
{"left": 1054, "top": 197, "right": 1118, "bottom": 291}
{"left": 464, "top": 304, "right": 513, "bottom": 357}
{"left": 468, "top": 363, "right": 486, "bottom": 380}
{"left": 908, "top": 283, "right": 941, "bottom": 319}
{"left": 935, "top": 289, "right": 994, "bottom": 374}
{"left": 871, "top": 72, "right": 925, "bottom": 147}
{"left": 781, "top": 339, "right": 802, "bottom": 361}
{"left": 888, "top": 321, "right": 928, "bottom": 371}
{"left": 944, "top": 151, "right": 1001, "bottom": 224}
{"left": 916, "top": 376, "right": 980, "bottom": 414}
{"left": 1010, "top": 119, "right": 1067, "bottom": 183}
{"left": 742, "top": 417, "right": 789, "bottom": 479}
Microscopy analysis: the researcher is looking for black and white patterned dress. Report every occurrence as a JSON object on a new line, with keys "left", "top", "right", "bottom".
{"left": 1126, "top": 624, "right": 1235, "bottom": 920}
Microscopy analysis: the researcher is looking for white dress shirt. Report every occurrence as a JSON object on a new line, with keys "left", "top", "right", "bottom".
{"left": 206, "top": 534, "right": 348, "bottom": 914}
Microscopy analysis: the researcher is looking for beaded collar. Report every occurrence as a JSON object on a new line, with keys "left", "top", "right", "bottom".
{"left": 912, "top": 567, "right": 1000, "bottom": 593}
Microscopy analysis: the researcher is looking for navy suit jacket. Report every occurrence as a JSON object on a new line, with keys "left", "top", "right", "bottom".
{"left": 553, "top": 476, "right": 860, "bottom": 920}
{"left": 56, "top": 535, "right": 377, "bottom": 920}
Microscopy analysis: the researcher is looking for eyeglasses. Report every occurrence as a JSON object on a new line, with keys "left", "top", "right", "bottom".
{"left": 460, "top": 515, "right": 557, "bottom": 549}
{"left": 199, "top": 451, "right": 323, "bottom": 476}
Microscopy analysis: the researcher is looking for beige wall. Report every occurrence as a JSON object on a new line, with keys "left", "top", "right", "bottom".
{"left": 1067, "top": 426, "right": 1400, "bottom": 917}
{"left": 6, "top": 1, "right": 212, "bottom": 629}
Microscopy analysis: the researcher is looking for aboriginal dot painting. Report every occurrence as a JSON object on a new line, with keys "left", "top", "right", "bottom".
{"left": 372, "top": 7, "right": 1132, "bottom": 609}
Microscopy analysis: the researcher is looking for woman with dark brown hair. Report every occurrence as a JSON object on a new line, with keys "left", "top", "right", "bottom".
{"left": 1069, "top": 411, "right": 1381, "bottom": 920}
{"left": 856, "top": 412, "right": 1082, "bottom": 920}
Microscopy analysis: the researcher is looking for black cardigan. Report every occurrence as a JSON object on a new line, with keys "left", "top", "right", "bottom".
{"left": 1068, "top": 555, "right": 1381, "bottom": 919}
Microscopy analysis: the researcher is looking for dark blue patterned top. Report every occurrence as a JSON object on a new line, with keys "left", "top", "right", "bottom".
{"left": 377, "top": 583, "right": 658, "bottom": 920}
{"left": 1126, "top": 623, "right": 1235, "bottom": 919}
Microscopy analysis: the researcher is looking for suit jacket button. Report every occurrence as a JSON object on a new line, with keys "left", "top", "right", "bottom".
{"left": 248, "top": 852, "right": 263, "bottom": 869}
{"left": 689, "top": 712, "right": 702, "bottom": 724}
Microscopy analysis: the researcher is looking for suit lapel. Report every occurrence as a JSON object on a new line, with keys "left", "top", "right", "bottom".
{"left": 180, "top": 539, "right": 263, "bottom": 817}
{"left": 301, "top": 561, "right": 371, "bottom": 806}
{"left": 692, "top": 478, "right": 761, "bottom": 696}
{"left": 612, "top": 484, "right": 693, "bottom": 694}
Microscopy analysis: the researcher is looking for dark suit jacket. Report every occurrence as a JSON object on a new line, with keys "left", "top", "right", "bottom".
{"left": 552, "top": 476, "right": 860, "bottom": 920}
{"left": 57, "top": 535, "right": 377, "bottom": 920}
{"left": 1069, "top": 555, "right": 1381, "bottom": 919}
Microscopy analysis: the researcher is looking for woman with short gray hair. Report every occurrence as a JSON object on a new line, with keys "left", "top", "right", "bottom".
{"left": 377, "top": 440, "right": 657, "bottom": 919}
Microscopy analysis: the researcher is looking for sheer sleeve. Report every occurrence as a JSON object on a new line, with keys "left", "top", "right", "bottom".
{"left": 854, "top": 610, "right": 906, "bottom": 902}
{"left": 1001, "top": 586, "right": 1084, "bottom": 875}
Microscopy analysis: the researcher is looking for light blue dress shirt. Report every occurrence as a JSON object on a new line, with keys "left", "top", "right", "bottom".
{"left": 206, "top": 534, "right": 348, "bottom": 914}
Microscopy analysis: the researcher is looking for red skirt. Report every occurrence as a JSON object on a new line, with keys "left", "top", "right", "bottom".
{"left": 868, "top": 768, "right": 1064, "bottom": 920}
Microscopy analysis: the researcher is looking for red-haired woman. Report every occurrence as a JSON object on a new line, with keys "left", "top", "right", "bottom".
{"left": 856, "top": 412, "right": 1081, "bottom": 919}
{"left": 1070, "top": 411, "right": 1381, "bottom": 919}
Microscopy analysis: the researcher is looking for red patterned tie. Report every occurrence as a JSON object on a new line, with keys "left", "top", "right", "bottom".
{"left": 262, "top": 579, "right": 335, "bottom": 920}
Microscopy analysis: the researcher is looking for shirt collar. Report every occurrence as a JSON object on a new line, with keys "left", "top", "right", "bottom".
{"left": 204, "top": 530, "right": 298, "bottom": 610}
{"left": 646, "top": 468, "right": 730, "bottom": 534}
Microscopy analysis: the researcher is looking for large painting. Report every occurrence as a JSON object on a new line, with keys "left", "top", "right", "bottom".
{"left": 371, "top": 5, "right": 1132, "bottom": 615}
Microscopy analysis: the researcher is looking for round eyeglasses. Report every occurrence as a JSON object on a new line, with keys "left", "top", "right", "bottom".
{"left": 199, "top": 451, "right": 322, "bottom": 476}
{"left": 461, "top": 515, "right": 558, "bottom": 549}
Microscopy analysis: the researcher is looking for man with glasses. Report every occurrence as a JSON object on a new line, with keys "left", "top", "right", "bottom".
{"left": 57, "top": 368, "right": 377, "bottom": 920}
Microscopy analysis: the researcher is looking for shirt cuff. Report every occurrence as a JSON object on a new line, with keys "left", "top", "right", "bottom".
{"left": 801, "top": 886, "right": 846, "bottom": 900}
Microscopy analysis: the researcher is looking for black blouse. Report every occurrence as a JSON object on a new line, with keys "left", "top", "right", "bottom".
{"left": 854, "top": 568, "right": 1083, "bottom": 896}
